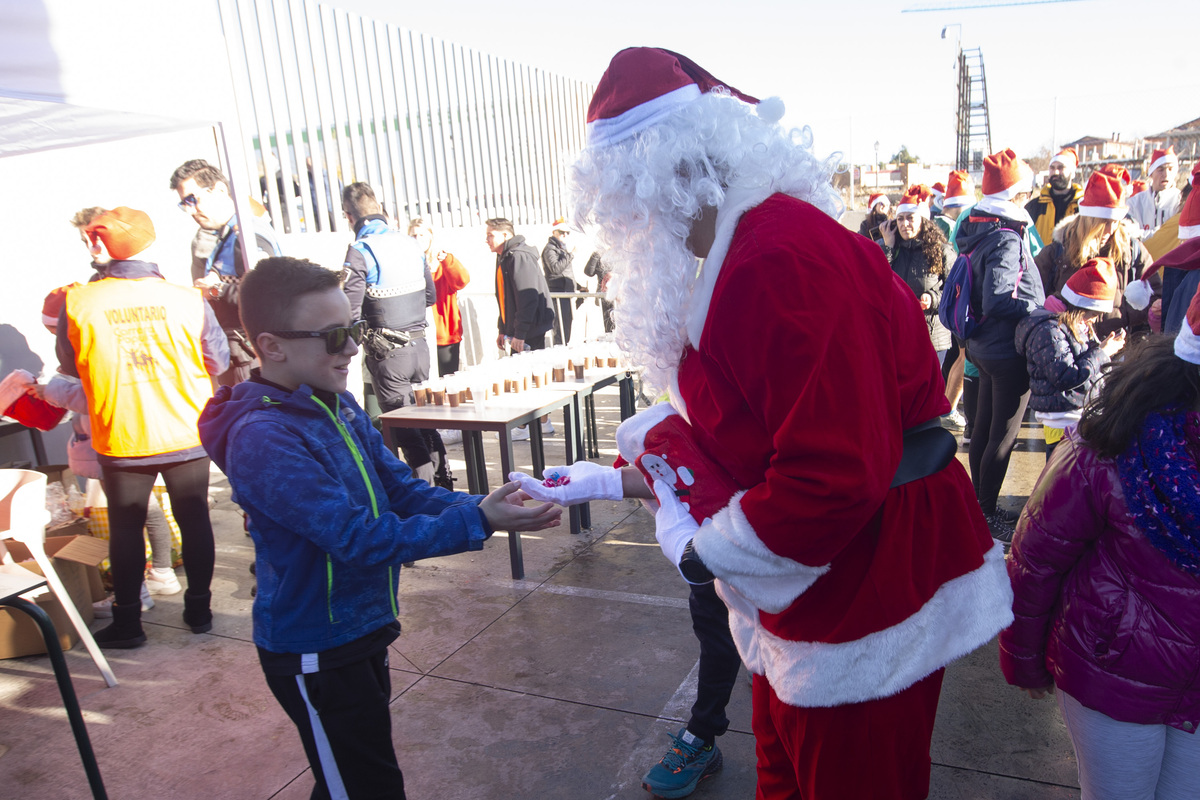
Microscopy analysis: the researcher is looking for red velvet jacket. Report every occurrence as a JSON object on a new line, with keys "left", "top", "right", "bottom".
{"left": 681, "top": 193, "right": 1012, "bottom": 707}
{"left": 999, "top": 429, "right": 1200, "bottom": 732}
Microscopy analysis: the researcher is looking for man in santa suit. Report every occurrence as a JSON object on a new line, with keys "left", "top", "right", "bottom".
{"left": 513, "top": 48, "right": 1013, "bottom": 799}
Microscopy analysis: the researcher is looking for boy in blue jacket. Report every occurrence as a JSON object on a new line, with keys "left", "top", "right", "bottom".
{"left": 198, "top": 257, "right": 560, "bottom": 799}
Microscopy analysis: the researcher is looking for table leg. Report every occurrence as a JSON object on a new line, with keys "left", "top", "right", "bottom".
{"left": 619, "top": 375, "right": 635, "bottom": 420}
{"left": 498, "top": 429, "right": 524, "bottom": 580}
{"left": 585, "top": 394, "right": 600, "bottom": 458}
{"left": 560, "top": 404, "right": 582, "bottom": 535}
{"left": 2, "top": 597, "right": 108, "bottom": 799}
{"left": 462, "top": 431, "right": 487, "bottom": 495}
{"left": 529, "top": 421, "right": 546, "bottom": 479}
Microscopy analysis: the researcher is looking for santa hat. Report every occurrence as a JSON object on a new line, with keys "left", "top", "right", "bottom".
{"left": 1062, "top": 257, "right": 1118, "bottom": 314}
{"left": 1099, "top": 163, "right": 1132, "bottom": 189}
{"left": 930, "top": 182, "right": 946, "bottom": 199}
{"left": 1077, "top": 169, "right": 1128, "bottom": 221}
{"left": 85, "top": 207, "right": 155, "bottom": 261}
{"left": 1178, "top": 163, "right": 1200, "bottom": 240}
{"left": 41, "top": 284, "right": 80, "bottom": 332}
{"left": 1050, "top": 147, "right": 1079, "bottom": 170}
{"left": 1148, "top": 146, "right": 1179, "bottom": 176}
{"left": 552, "top": 216, "right": 573, "bottom": 232}
{"left": 897, "top": 184, "right": 932, "bottom": 218}
{"left": 868, "top": 193, "right": 890, "bottom": 211}
{"left": 1174, "top": 284, "right": 1200, "bottom": 365}
{"left": 586, "top": 47, "right": 765, "bottom": 148}
{"left": 981, "top": 149, "right": 1034, "bottom": 200}
{"left": 1131, "top": 179, "right": 1149, "bottom": 196}
{"left": 943, "top": 170, "right": 974, "bottom": 208}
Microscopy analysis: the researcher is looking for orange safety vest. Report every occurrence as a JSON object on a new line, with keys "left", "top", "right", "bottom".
{"left": 65, "top": 277, "right": 214, "bottom": 458}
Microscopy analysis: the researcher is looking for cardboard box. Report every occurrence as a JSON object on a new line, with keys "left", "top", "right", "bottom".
{"left": 0, "top": 535, "right": 108, "bottom": 659}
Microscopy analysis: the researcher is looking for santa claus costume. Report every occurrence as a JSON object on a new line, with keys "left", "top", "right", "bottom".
{"left": 572, "top": 48, "right": 1013, "bottom": 800}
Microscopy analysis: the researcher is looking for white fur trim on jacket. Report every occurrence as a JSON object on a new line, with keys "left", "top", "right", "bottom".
{"left": 615, "top": 401, "right": 680, "bottom": 465}
{"left": 692, "top": 490, "right": 831, "bottom": 613}
{"left": 686, "top": 185, "right": 777, "bottom": 350}
{"left": 716, "top": 541, "right": 1014, "bottom": 707}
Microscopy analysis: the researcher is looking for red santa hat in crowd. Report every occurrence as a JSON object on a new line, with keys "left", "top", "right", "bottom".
{"left": 1077, "top": 169, "right": 1128, "bottom": 220}
{"left": 896, "top": 184, "right": 932, "bottom": 218}
{"left": 930, "top": 182, "right": 945, "bottom": 200}
{"left": 981, "top": 148, "right": 1034, "bottom": 201}
{"left": 943, "top": 169, "right": 974, "bottom": 209}
{"left": 585, "top": 47, "right": 771, "bottom": 148}
{"left": 1062, "top": 257, "right": 1118, "bottom": 314}
{"left": 552, "top": 216, "right": 573, "bottom": 232}
{"left": 1175, "top": 285, "right": 1200, "bottom": 365}
{"left": 1050, "top": 147, "right": 1079, "bottom": 171}
{"left": 41, "top": 283, "right": 81, "bottom": 333}
{"left": 1131, "top": 179, "right": 1149, "bottom": 196}
{"left": 1148, "top": 146, "right": 1179, "bottom": 176}
{"left": 868, "top": 193, "right": 890, "bottom": 212}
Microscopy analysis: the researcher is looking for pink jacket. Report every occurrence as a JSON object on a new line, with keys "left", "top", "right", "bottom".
{"left": 999, "top": 429, "right": 1200, "bottom": 732}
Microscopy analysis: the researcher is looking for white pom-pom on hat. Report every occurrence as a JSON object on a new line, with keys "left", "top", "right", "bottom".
{"left": 756, "top": 96, "right": 785, "bottom": 124}
{"left": 1125, "top": 278, "right": 1152, "bottom": 311}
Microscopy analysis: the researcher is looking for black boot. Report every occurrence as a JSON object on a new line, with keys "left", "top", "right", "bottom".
{"left": 183, "top": 590, "right": 213, "bottom": 634}
{"left": 94, "top": 601, "right": 147, "bottom": 649}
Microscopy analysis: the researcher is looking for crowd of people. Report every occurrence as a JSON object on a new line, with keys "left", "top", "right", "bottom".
{"left": 7, "top": 43, "right": 1199, "bottom": 800}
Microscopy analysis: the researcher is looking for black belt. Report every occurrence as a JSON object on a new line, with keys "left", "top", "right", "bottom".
{"left": 890, "top": 417, "right": 958, "bottom": 488}
{"left": 678, "top": 417, "right": 957, "bottom": 585}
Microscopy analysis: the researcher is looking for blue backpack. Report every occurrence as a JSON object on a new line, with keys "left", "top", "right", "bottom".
{"left": 939, "top": 228, "right": 1022, "bottom": 340}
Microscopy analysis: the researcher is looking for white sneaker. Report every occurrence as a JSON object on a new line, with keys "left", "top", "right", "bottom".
{"left": 541, "top": 420, "right": 555, "bottom": 435}
{"left": 93, "top": 583, "right": 155, "bottom": 617}
{"left": 946, "top": 410, "right": 967, "bottom": 429}
{"left": 145, "top": 567, "right": 182, "bottom": 596}
{"left": 438, "top": 428, "right": 463, "bottom": 445}
{"left": 511, "top": 425, "right": 531, "bottom": 441}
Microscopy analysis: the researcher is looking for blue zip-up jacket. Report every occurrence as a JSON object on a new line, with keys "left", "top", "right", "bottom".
{"left": 198, "top": 379, "right": 490, "bottom": 654}
{"left": 955, "top": 213, "right": 1046, "bottom": 361}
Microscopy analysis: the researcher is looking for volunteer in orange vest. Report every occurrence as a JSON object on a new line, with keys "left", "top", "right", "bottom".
{"left": 56, "top": 207, "right": 229, "bottom": 649}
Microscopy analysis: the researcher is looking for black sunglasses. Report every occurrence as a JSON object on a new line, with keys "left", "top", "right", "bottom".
{"left": 177, "top": 194, "right": 199, "bottom": 211}
{"left": 267, "top": 321, "right": 367, "bottom": 354}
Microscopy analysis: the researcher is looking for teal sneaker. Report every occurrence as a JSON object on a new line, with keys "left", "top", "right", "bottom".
{"left": 641, "top": 728, "right": 723, "bottom": 798}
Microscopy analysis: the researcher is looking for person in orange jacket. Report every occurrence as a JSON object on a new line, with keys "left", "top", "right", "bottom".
{"left": 408, "top": 218, "right": 470, "bottom": 376}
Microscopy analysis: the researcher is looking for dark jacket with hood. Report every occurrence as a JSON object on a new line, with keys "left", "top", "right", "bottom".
{"left": 881, "top": 235, "right": 954, "bottom": 352}
{"left": 955, "top": 212, "right": 1045, "bottom": 361}
{"left": 197, "top": 379, "right": 490, "bottom": 654}
{"left": 1015, "top": 309, "right": 1109, "bottom": 414}
{"left": 495, "top": 234, "right": 555, "bottom": 342}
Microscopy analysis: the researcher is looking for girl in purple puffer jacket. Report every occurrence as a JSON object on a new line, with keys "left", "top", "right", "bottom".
{"left": 999, "top": 318, "right": 1200, "bottom": 800}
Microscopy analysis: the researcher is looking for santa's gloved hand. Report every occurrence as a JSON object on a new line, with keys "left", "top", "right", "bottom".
{"left": 507, "top": 461, "right": 624, "bottom": 507}
{"left": 652, "top": 480, "right": 702, "bottom": 582}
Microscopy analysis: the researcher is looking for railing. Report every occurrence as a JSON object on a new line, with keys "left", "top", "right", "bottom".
{"left": 217, "top": 0, "right": 594, "bottom": 235}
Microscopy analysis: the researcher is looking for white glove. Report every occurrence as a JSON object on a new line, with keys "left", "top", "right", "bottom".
{"left": 652, "top": 480, "right": 699, "bottom": 579}
{"left": 508, "top": 461, "right": 624, "bottom": 506}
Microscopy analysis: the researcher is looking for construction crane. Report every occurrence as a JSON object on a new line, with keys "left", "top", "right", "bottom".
{"left": 956, "top": 48, "right": 992, "bottom": 170}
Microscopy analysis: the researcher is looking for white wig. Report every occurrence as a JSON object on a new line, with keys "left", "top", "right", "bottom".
{"left": 571, "top": 90, "right": 842, "bottom": 394}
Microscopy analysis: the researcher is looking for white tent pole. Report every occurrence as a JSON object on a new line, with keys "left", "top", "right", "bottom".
{"left": 217, "top": 120, "right": 257, "bottom": 277}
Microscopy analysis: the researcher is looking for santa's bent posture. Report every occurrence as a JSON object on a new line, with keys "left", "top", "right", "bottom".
{"left": 514, "top": 48, "right": 1012, "bottom": 799}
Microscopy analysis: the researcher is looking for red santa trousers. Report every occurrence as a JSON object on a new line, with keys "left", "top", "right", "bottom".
{"left": 752, "top": 669, "right": 944, "bottom": 800}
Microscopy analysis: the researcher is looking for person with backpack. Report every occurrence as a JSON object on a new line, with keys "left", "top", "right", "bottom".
{"left": 952, "top": 149, "right": 1046, "bottom": 542}
{"left": 1015, "top": 258, "right": 1125, "bottom": 462}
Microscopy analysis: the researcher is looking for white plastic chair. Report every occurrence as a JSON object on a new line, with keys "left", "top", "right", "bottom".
{"left": 0, "top": 469, "right": 117, "bottom": 687}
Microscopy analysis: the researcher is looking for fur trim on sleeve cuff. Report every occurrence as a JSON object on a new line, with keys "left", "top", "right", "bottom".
{"left": 693, "top": 490, "right": 831, "bottom": 614}
{"left": 615, "top": 401, "right": 681, "bottom": 465}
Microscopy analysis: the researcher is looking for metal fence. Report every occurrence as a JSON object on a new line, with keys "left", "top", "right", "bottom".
{"left": 217, "top": 0, "right": 594, "bottom": 234}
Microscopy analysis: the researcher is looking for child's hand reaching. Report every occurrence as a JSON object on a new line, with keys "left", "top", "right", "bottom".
{"left": 478, "top": 481, "right": 563, "bottom": 532}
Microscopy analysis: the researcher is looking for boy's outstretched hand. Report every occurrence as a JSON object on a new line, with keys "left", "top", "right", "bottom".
{"left": 479, "top": 481, "right": 563, "bottom": 532}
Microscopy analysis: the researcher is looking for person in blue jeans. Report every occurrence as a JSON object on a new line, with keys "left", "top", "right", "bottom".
{"left": 199, "top": 256, "right": 561, "bottom": 799}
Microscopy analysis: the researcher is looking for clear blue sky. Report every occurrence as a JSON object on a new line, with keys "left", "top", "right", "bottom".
{"left": 344, "top": 0, "right": 1196, "bottom": 166}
